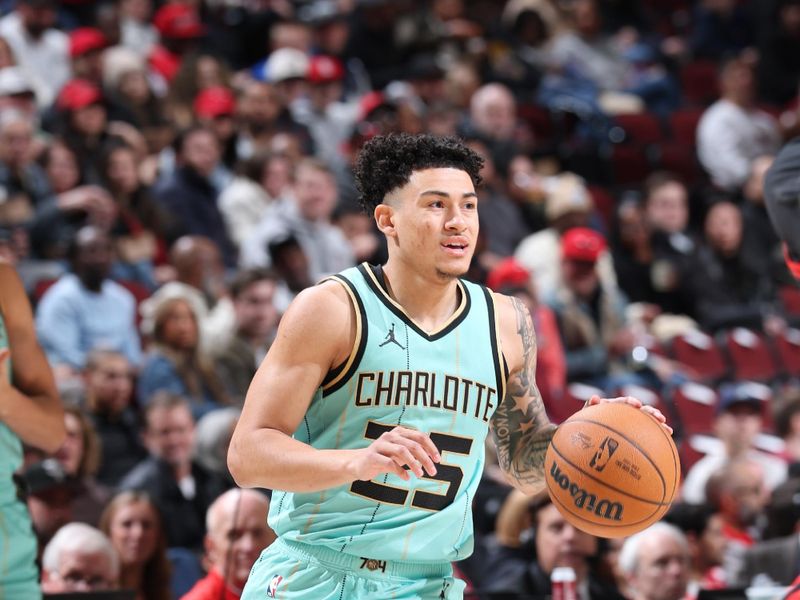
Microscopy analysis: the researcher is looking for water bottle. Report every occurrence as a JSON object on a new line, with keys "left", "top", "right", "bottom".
{"left": 551, "top": 566, "right": 578, "bottom": 600}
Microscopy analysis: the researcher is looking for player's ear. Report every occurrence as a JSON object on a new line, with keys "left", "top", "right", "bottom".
{"left": 374, "top": 204, "right": 396, "bottom": 237}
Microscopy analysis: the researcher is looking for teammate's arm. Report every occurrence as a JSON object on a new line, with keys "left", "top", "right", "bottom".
{"left": 228, "top": 281, "right": 440, "bottom": 493}
{"left": 490, "top": 296, "right": 555, "bottom": 495}
{"left": 0, "top": 263, "right": 65, "bottom": 453}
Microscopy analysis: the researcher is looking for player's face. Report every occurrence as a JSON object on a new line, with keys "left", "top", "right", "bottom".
{"left": 380, "top": 168, "right": 478, "bottom": 280}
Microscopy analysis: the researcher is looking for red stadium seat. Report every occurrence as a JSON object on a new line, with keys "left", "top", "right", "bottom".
{"left": 671, "top": 330, "right": 729, "bottom": 383}
{"left": 779, "top": 285, "right": 800, "bottom": 316}
{"left": 518, "top": 104, "right": 555, "bottom": 145}
{"left": 679, "top": 433, "right": 718, "bottom": 474}
{"left": 773, "top": 327, "right": 800, "bottom": 378}
{"left": 610, "top": 144, "right": 653, "bottom": 186}
{"left": 547, "top": 383, "right": 604, "bottom": 424}
{"left": 613, "top": 113, "right": 665, "bottom": 145}
{"left": 668, "top": 108, "right": 704, "bottom": 145}
{"left": 724, "top": 327, "right": 779, "bottom": 383}
{"left": 587, "top": 185, "right": 615, "bottom": 231}
{"left": 679, "top": 60, "right": 719, "bottom": 106}
{"left": 673, "top": 382, "right": 718, "bottom": 435}
{"left": 655, "top": 142, "right": 704, "bottom": 186}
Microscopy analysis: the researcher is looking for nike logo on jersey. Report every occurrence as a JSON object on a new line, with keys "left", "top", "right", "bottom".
{"left": 379, "top": 323, "right": 405, "bottom": 349}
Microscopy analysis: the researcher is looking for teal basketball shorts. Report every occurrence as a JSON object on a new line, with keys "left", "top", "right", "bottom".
{"left": 242, "top": 538, "right": 466, "bottom": 599}
{"left": 0, "top": 495, "right": 42, "bottom": 600}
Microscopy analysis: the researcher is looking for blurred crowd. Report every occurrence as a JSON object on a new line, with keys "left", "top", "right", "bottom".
{"left": 4, "top": 0, "right": 800, "bottom": 598}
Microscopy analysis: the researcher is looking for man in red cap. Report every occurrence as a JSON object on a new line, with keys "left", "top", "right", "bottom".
{"left": 548, "top": 227, "right": 640, "bottom": 393}
{"left": 69, "top": 27, "right": 108, "bottom": 84}
{"left": 194, "top": 86, "right": 238, "bottom": 169}
{"left": 486, "top": 258, "right": 566, "bottom": 418}
{"left": 292, "top": 54, "right": 357, "bottom": 169}
{"left": 149, "top": 2, "right": 205, "bottom": 82}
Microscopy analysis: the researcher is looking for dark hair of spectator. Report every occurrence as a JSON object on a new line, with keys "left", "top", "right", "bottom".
{"left": 353, "top": 133, "right": 483, "bottom": 214}
{"left": 99, "top": 490, "right": 172, "bottom": 600}
{"left": 172, "top": 124, "right": 216, "bottom": 155}
{"left": 643, "top": 171, "right": 683, "bottom": 200}
{"left": 63, "top": 403, "right": 101, "bottom": 478}
{"left": 230, "top": 268, "right": 279, "bottom": 300}
{"left": 144, "top": 390, "right": 192, "bottom": 422}
{"left": 662, "top": 502, "right": 718, "bottom": 537}
{"left": 238, "top": 151, "right": 293, "bottom": 183}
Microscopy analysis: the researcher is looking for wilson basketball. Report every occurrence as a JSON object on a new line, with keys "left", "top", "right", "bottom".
{"left": 544, "top": 402, "right": 680, "bottom": 538}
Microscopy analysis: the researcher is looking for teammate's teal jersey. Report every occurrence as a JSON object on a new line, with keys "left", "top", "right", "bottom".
{"left": 269, "top": 263, "right": 508, "bottom": 563}
{"left": 0, "top": 309, "right": 21, "bottom": 497}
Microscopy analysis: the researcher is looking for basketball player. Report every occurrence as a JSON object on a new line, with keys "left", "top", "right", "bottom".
{"left": 0, "top": 261, "right": 65, "bottom": 598}
{"left": 228, "top": 134, "right": 669, "bottom": 599}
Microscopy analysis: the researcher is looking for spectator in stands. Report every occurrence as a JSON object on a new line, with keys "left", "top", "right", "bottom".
{"left": 697, "top": 54, "right": 782, "bottom": 192}
{"left": 84, "top": 349, "right": 147, "bottom": 486}
{"left": 193, "top": 86, "right": 238, "bottom": 170}
{"left": 166, "top": 235, "right": 235, "bottom": 343}
{"left": 137, "top": 283, "right": 230, "bottom": 420}
{"left": 689, "top": 200, "right": 781, "bottom": 331}
{"left": 547, "top": 227, "right": 638, "bottom": 392}
{"left": 181, "top": 489, "right": 275, "bottom": 600}
{"left": 41, "top": 522, "right": 120, "bottom": 593}
{"left": 218, "top": 152, "right": 294, "bottom": 251}
{"left": 69, "top": 28, "right": 108, "bottom": 84}
{"left": 241, "top": 157, "right": 354, "bottom": 280}
{"left": 36, "top": 225, "right": 142, "bottom": 377}
{"left": 618, "top": 523, "right": 691, "bottom": 600}
{"left": 52, "top": 404, "right": 109, "bottom": 526}
{"left": 23, "top": 458, "right": 78, "bottom": 555}
{"left": 0, "top": 110, "right": 51, "bottom": 208}
{"left": 119, "top": 392, "right": 228, "bottom": 552}
{"left": 740, "top": 155, "right": 781, "bottom": 253}
{"left": 515, "top": 172, "right": 615, "bottom": 301}
{"left": 775, "top": 387, "right": 800, "bottom": 470}
{"left": 100, "top": 490, "right": 172, "bottom": 600}
{"left": 464, "top": 82, "right": 524, "bottom": 171}
{"left": 0, "top": 0, "right": 69, "bottom": 107}
{"left": 663, "top": 503, "right": 729, "bottom": 594}
{"left": 482, "top": 490, "right": 624, "bottom": 598}
{"left": 40, "top": 140, "right": 81, "bottom": 196}
{"left": 213, "top": 269, "right": 279, "bottom": 405}
{"left": 641, "top": 172, "right": 697, "bottom": 318}
{"left": 153, "top": 125, "right": 237, "bottom": 268}
{"left": 682, "top": 382, "right": 787, "bottom": 503}
{"left": 100, "top": 141, "right": 167, "bottom": 290}
{"left": 690, "top": 0, "right": 754, "bottom": 60}
{"left": 194, "top": 407, "right": 239, "bottom": 486}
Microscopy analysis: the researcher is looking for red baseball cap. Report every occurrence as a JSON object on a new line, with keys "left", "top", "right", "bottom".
{"left": 69, "top": 27, "right": 108, "bottom": 58}
{"left": 194, "top": 86, "right": 236, "bottom": 118}
{"left": 57, "top": 79, "right": 103, "bottom": 111}
{"left": 561, "top": 227, "right": 606, "bottom": 263}
{"left": 154, "top": 3, "right": 206, "bottom": 39}
{"left": 308, "top": 55, "right": 344, "bottom": 84}
{"left": 486, "top": 258, "right": 531, "bottom": 294}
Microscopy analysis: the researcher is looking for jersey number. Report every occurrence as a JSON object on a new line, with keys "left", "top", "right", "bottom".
{"left": 350, "top": 421, "right": 473, "bottom": 512}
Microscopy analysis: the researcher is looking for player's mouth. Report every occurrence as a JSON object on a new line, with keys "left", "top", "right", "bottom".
{"left": 441, "top": 238, "right": 469, "bottom": 256}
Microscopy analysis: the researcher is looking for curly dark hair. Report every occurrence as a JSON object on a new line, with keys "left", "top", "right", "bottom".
{"left": 353, "top": 133, "right": 484, "bottom": 213}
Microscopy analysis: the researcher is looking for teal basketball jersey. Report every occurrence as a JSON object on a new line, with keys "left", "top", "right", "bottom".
{"left": 0, "top": 309, "right": 21, "bottom": 496}
{"left": 269, "top": 263, "right": 508, "bottom": 563}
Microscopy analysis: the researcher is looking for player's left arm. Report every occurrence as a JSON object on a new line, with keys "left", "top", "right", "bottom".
{"left": 490, "top": 295, "right": 670, "bottom": 496}
{"left": 490, "top": 295, "right": 556, "bottom": 495}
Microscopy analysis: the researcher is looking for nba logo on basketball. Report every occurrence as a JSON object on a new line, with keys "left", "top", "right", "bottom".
{"left": 266, "top": 574, "right": 283, "bottom": 597}
{"left": 589, "top": 436, "right": 619, "bottom": 472}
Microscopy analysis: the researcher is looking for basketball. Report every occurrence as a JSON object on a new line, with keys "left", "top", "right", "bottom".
{"left": 544, "top": 402, "right": 680, "bottom": 538}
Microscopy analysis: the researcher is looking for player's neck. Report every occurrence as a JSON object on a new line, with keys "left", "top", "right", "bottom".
{"left": 381, "top": 261, "right": 461, "bottom": 331}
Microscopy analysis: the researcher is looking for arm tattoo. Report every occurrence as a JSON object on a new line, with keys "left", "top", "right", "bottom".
{"left": 490, "top": 298, "right": 556, "bottom": 493}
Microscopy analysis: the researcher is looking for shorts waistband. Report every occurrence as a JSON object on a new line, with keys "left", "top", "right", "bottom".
{"left": 275, "top": 538, "right": 452, "bottom": 579}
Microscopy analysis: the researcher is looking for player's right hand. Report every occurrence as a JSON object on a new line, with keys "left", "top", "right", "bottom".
{"left": 349, "top": 426, "right": 441, "bottom": 482}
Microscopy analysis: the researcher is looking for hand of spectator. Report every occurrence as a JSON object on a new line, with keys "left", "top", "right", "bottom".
{"left": 446, "top": 18, "right": 482, "bottom": 39}
{"left": 57, "top": 186, "right": 118, "bottom": 229}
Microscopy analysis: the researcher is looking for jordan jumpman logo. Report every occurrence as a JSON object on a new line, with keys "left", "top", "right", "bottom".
{"left": 379, "top": 323, "right": 405, "bottom": 349}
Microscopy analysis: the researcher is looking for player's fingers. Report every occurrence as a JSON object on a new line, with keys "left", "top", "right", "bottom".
{"left": 640, "top": 405, "right": 666, "bottom": 422}
{"left": 377, "top": 454, "right": 410, "bottom": 480}
{"left": 390, "top": 437, "right": 436, "bottom": 477}
{"left": 393, "top": 430, "right": 439, "bottom": 474}
{"left": 386, "top": 444, "right": 424, "bottom": 478}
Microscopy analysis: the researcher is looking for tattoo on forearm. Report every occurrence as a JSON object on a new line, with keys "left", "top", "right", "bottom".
{"left": 491, "top": 298, "right": 556, "bottom": 491}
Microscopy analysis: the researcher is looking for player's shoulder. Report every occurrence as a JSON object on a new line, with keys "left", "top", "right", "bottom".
{"left": 278, "top": 279, "right": 355, "bottom": 339}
